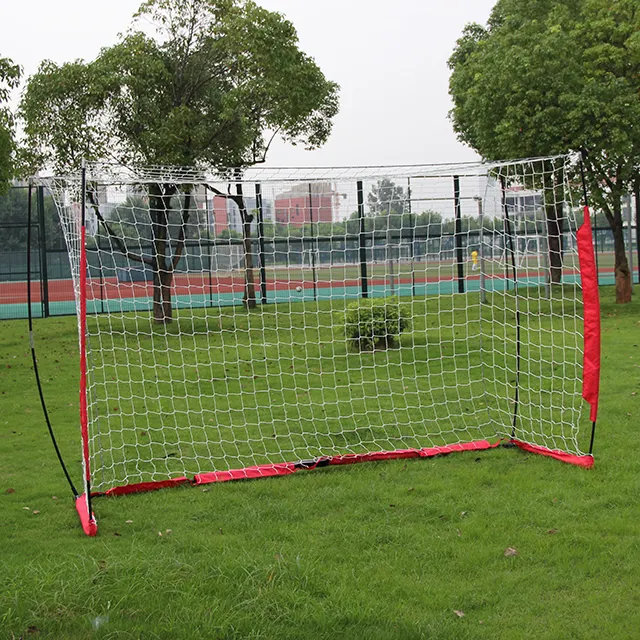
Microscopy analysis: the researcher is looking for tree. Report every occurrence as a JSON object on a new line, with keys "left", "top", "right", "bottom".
{"left": 20, "top": 0, "right": 339, "bottom": 319}
{"left": 367, "top": 179, "right": 408, "bottom": 218}
{"left": 448, "top": 0, "right": 640, "bottom": 302}
{"left": 0, "top": 56, "right": 21, "bottom": 194}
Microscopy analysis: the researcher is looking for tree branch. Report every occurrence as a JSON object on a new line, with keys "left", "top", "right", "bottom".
{"left": 87, "top": 189, "right": 155, "bottom": 267}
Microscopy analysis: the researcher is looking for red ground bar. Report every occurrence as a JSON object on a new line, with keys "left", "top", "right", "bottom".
{"left": 93, "top": 439, "right": 594, "bottom": 499}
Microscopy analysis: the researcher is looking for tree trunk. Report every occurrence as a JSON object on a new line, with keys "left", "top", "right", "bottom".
{"left": 612, "top": 217, "right": 632, "bottom": 304}
{"left": 546, "top": 201, "right": 564, "bottom": 285}
{"left": 153, "top": 268, "right": 173, "bottom": 323}
{"left": 150, "top": 184, "right": 176, "bottom": 323}
{"left": 235, "top": 181, "right": 256, "bottom": 310}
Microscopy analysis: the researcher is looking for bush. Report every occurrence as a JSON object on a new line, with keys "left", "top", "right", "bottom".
{"left": 342, "top": 297, "right": 411, "bottom": 351}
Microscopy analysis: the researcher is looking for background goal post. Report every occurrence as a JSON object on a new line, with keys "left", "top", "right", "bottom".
{"left": 42, "top": 155, "right": 600, "bottom": 535}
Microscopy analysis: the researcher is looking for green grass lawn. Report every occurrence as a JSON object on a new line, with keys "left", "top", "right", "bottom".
{"left": 1, "top": 288, "right": 639, "bottom": 639}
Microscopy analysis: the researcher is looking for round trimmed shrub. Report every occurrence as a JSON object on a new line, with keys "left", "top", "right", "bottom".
{"left": 342, "top": 297, "right": 411, "bottom": 351}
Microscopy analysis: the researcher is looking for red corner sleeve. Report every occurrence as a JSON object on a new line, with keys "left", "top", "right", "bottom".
{"left": 511, "top": 440, "right": 594, "bottom": 468}
{"left": 75, "top": 493, "right": 98, "bottom": 536}
{"left": 577, "top": 206, "right": 601, "bottom": 422}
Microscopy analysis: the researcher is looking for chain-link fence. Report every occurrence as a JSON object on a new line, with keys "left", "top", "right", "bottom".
{"left": 1, "top": 185, "right": 638, "bottom": 321}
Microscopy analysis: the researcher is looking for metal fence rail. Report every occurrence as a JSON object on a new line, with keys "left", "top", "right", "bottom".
{"left": 1, "top": 185, "right": 638, "bottom": 321}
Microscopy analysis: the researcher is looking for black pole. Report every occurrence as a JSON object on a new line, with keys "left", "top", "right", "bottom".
{"left": 357, "top": 181, "right": 369, "bottom": 298}
{"left": 36, "top": 186, "right": 50, "bottom": 318}
{"left": 453, "top": 176, "right": 465, "bottom": 294}
{"left": 255, "top": 183, "right": 268, "bottom": 306}
{"left": 308, "top": 183, "right": 318, "bottom": 302}
{"left": 501, "top": 175, "right": 521, "bottom": 438}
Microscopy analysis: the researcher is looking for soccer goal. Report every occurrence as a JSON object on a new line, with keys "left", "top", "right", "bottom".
{"left": 515, "top": 235, "right": 546, "bottom": 269}
{"left": 42, "top": 155, "right": 600, "bottom": 536}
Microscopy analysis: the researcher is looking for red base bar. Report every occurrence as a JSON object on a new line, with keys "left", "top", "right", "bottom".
{"left": 195, "top": 463, "right": 299, "bottom": 484}
{"left": 75, "top": 494, "right": 98, "bottom": 536}
{"left": 195, "top": 440, "right": 501, "bottom": 484}
{"left": 80, "top": 439, "right": 593, "bottom": 535}
{"left": 511, "top": 440, "right": 594, "bottom": 468}
{"left": 100, "top": 477, "right": 191, "bottom": 497}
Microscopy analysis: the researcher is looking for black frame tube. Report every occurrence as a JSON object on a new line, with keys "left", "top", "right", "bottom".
{"left": 453, "top": 176, "right": 465, "bottom": 294}
{"left": 357, "top": 181, "right": 369, "bottom": 298}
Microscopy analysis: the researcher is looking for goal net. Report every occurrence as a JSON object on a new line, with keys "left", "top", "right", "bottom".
{"left": 43, "top": 155, "right": 600, "bottom": 535}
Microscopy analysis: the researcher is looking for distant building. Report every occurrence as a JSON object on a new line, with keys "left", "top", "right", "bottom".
{"left": 208, "top": 194, "right": 274, "bottom": 236}
{"left": 274, "top": 182, "right": 337, "bottom": 227}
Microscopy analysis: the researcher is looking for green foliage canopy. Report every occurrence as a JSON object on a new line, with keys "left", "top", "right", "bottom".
{"left": 19, "top": 0, "right": 340, "bottom": 173}
{"left": 448, "top": 0, "right": 640, "bottom": 300}
{"left": 448, "top": 0, "right": 639, "bottom": 177}
{"left": 0, "top": 56, "right": 21, "bottom": 193}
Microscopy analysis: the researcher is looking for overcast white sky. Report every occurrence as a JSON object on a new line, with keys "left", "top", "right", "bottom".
{"left": 1, "top": 0, "right": 496, "bottom": 168}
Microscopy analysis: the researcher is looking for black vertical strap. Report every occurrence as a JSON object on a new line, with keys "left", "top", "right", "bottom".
{"left": 453, "top": 176, "right": 465, "bottom": 294}
{"left": 579, "top": 155, "right": 598, "bottom": 455}
{"left": 37, "top": 186, "right": 50, "bottom": 318}
{"left": 255, "top": 183, "right": 268, "bottom": 306}
{"left": 500, "top": 174, "right": 521, "bottom": 437}
{"left": 357, "top": 181, "right": 368, "bottom": 298}
{"left": 27, "top": 181, "right": 79, "bottom": 498}
{"left": 308, "top": 183, "right": 318, "bottom": 302}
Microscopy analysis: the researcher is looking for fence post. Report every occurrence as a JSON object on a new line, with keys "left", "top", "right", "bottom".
{"left": 255, "top": 183, "right": 268, "bottom": 306}
{"left": 453, "top": 176, "right": 465, "bottom": 294}
{"left": 308, "top": 183, "right": 318, "bottom": 302}
{"left": 37, "top": 186, "right": 50, "bottom": 318}
{"left": 625, "top": 194, "right": 633, "bottom": 283}
{"left": 407, "top": 176, "right": 416, "bottom": 297}
{"left": 357, "top": 181, "right": 369, "bottom": 298}
{"left": 475, "top": 196, "right": 486, "bottom": 304}
{"left": 593, "top": 225, "right": 600, "bottom": 286}
{"left": 635, "top": 182, "right": 640, "bottom": 285}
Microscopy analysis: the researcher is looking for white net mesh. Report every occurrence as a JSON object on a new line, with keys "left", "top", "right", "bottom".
{"left": 43, "top": 155, "right": 592, "bottom": 493}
